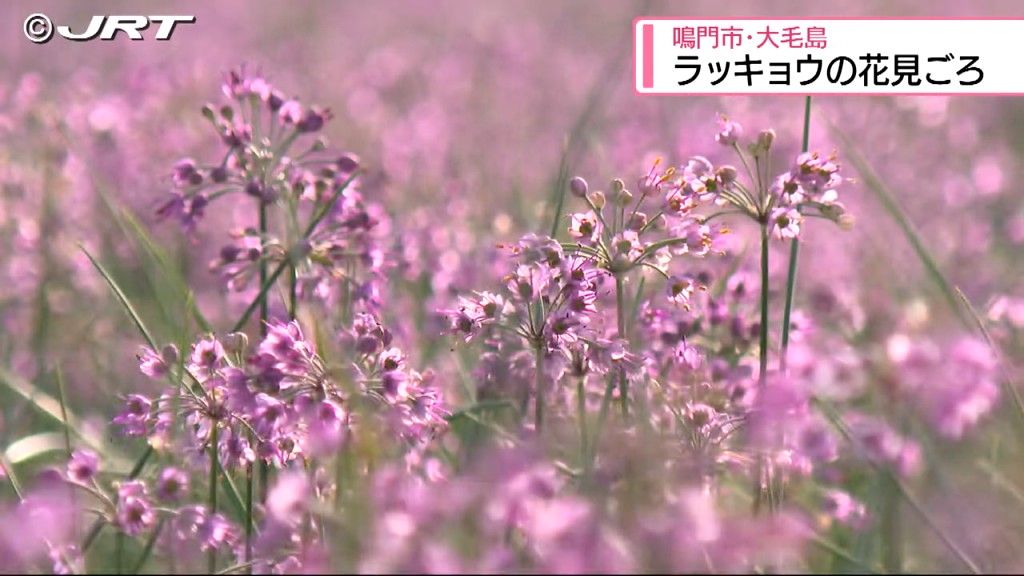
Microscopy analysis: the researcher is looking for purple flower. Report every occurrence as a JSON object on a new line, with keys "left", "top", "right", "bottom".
{"left": 67, "top": 450, "right": 99, "bottom": 483}
{"left": 771, "top": 207, "right": 802, "bottom": 240}
{"left": 279, "top": 99, "right": 303, "bottom": 125}
{"left": 267, "top": 471, "right": 310, "bottom": 527}
{"left": 116, "top": 481, "right": 155, "bottom": 536}
{"left": 303, "top": 400, "right": 348, "bottom": 458}
{"left": 189, "top": 336, "right": 226, "bottom": 380}
{"left": 219, "top": 427, "right": 257, "bottom": 469}
{"left": 172, "top": 158, "right": 202, "bottom": 187}
{"left": 568, "top": 211, "right": 601, "bottom": 243}
{"left": 715, "top": 115, "right": 743, "bottom": 146}
{"left": 822, "top": 490, "right": 868, "bottom": 529}
{"left": 155, "top": 468, "right": 189, "bottom": 502}
{"left": 49, "top": 544, "right": 82, "bottom": 575}
{"left": 666, "top": 275, "right": 698, "bottom": 307}
{"left": 155, "top": 192, "right": 208, "bottom": 233}
{"left": 257, "top": 320, "right": 317, "bottom": 382}
{"left": 297, "top": 107, "right": 332, "bottom": 133}
{"left": 173, "top": 506, "right": 236, "bottom": 551}
{"left": 137, "top": 345, "right": 177, "bottom": 379}
{"left": 113, "top": 394, "right": 153, "bottom": 437}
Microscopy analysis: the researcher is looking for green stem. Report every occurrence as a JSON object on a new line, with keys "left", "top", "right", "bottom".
{"left": 534, "top": 344, "right": 545, "bottom": 432}
{"left": 132, "top": 518, "right": 166, "bottom": 574}
{"left": 615, "top": 273, "right": 628, "bottom": 417}
{"left": 288, "top": 264, "right": 298, "bottom": 320}
{"left": 244, "top": 460, "right": 253, "bottom": 573}
{"left": 209, "top": 423, "right": 219, "bottom": 574}
{"left": 258, "top": 203, "right": 269, "bottom": 337}
{"left": 758, "top": 222, "right": 770, "bottom": 387}
{"left": 587, "top": 375, "right": 618, "bottom": 477}
{"left": 246, "top": 196, "right": 269, "bottom": 573}
{"left": 116, "top": 531, "right": 124, "bottom": 575}
{"left": 753, "top": 222, "right": 771, "bottom": 515}
{"left": 780, "top": 95, "right": 812, "bottom": 372}
{"left": 259, "top": 462, "right": 269, "bottom": 507}
{"left": 881, "top": 471, "right": 903, "bottom": 573}
{"left": 577, "top": 375, "right": 588, "bottom": 463}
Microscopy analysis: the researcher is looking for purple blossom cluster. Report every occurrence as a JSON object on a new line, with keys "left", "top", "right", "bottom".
{"left": 157, "top": 67, "right": 388, "bottom": 316}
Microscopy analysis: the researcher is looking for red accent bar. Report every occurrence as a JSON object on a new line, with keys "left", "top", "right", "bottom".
{"left": 642, "top": 24, "right": 654, "bottom": 89}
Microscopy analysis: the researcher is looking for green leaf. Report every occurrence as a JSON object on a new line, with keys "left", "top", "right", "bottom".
{"left": 4, "top": 432, "right": 67, "bottom": 465}
{"left": 0, "top": 366, "right": 118, "bottom": 461}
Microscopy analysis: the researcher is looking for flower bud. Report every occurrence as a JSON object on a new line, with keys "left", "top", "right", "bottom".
{"left": 627, "top": 212, "right": 648, "bottom": 231}
{"left": 160, "top": 344, "right": 179, "bottom": 365}
{"left": 267, "top": 90, "right": 285, "bottom": 112}
{"left": 588, "top": 190, "right": 606, "bottom": 210}
{"left": 297, "top": 107, "right": 331, "bottom": 133}
{"left": 715, "top": 117, "right": 743, "bottom": 146}
{"left": 210, "top": 166, "right": 229, "bottom": 183}
{"left": 290, "top": 238, "right": 313, "bottom": 261}
{"left": 716, "top": 165, "right": 738, "bottom": 184}
{"left": 244, "top": 179, "right": 264, "bottom": 199}
{"left": 569, "top": 176, "right": 588, "bottom": 198}
{"left": 223, "top": 332, "right": 249, "bottom": 355}
{"left": 337, "top": 153, "right": 360, "bottom": 174}
{"left": 756, "top": 129, "right": 776, "bottom": 151}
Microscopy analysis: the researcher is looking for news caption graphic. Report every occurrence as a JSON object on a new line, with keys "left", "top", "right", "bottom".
{"left": 634, "top": 18, "right": 1024, "bottom": 94}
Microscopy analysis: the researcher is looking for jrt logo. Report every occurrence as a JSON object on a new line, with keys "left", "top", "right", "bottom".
{"left": 23, "top": 14, "right": 196, "bottom": 44}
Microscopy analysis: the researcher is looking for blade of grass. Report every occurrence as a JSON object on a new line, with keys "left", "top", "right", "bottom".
{"left": 812, "top": 534, "right": 885, "bottom": 575}
{"left": 977, "top": 459, "right": 1024, "bottom": 507}
{"left": 56, "top": 366, "right": 73, "bottom": 458}
{"left": 4, "top": 432, "right": 67, "bottom": 464}
{"left": 814, "top": 397, "right": 982, "bottom": 574}
{"left": 82, "top": 246, "right": 158, "bottom": 349}
{"left": 956, "top": 286, "right": 1024, "bottom": 430}
{"left": 102, "top": 195, "right": 212, "bottom": 333}
{"left": 216, "top": 561, "right": 258, "bottom": 575}
{"left": 0, "top": 366, "right": 113, "bottom": 458}
{"left": 830, "top": 125, "right": 969, "bottom": 327}
{"left": 0, "top": 454, "right": 25, "bottom": 500}
{"left": 444, "top": 400, "right": 516, "bottom": 421}
{"left": 548, "top": 138, "right": 572, "bottom": 238}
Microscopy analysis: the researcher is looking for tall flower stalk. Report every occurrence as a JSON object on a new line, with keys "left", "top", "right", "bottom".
{"left": 208, "top": 422, "right": 220, "bottom": 573}
{"left": 780, "top": 96, "right": 813, "bottom": 373}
